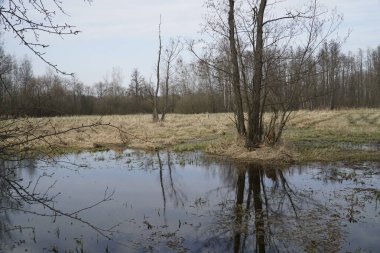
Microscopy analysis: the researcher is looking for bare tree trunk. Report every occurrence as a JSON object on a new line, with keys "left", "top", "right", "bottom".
{"left": 228, "top": 0, "right": 246, "bottom": 136}
{"left": 246, "top": 0, "right": 266, "bottom": 148}
{"left": 153, "top": 16, "right": 162, "bottom": 122}
{"left": 235, "top": 25, "right": 251, "bottom": 113}
{"left": 161, "top": 60, "right": 170, "bottom": 121}
{"left": 161, "top": 39, "right": 182, "bottom": 121}
{"left": 223, "top": 80, "right": 227, "bottom": 110}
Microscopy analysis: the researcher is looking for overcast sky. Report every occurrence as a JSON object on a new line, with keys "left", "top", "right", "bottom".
{"left": 3, "top": 0, "right": 380, "bottom": 86}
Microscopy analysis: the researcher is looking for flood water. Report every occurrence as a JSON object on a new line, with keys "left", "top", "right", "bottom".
{"left": 1, "top": 150, "right": 379, "bottom": 252}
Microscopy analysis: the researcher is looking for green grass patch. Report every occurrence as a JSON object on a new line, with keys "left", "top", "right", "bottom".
{"left": 173, "top": 141, "right": 210, "bottom": 152}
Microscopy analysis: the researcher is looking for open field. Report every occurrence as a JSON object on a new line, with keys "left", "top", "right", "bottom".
{"left": 8, "top": 109, "right": 380, "bottom": 163}
{"left": 285, "top": 109, "right": 380, "bottom": 162}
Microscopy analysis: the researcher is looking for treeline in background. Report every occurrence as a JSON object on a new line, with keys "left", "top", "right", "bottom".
{"left": 1, "top": 41, "right": 379, "bottom": 117}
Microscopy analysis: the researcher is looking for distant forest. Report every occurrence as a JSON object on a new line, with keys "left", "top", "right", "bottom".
{"left": 1, "top": 41, "right": 380, "bottom": 117}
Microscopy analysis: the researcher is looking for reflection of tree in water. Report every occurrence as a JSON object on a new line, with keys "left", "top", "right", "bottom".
{"left": 0, "top": 155, "right": 116, "bottom": 252}
{"left": 0, "top": 159, "right": 26, "bottom": 250}
{"left": 1, "top": 158, "right": 69, "bottom": 250}
{"left": 140, "top": 153, "right": 341, "bottom": 252}
{"left": 132, "top": 151, "right": 190, "bottom": 252}
{"left": 19, "top": 159, "right": 38, "bottom": 177}
{"left": 201, "top": 163, "right": 342, "bottom": 253}
{"left": 145, "top": 151, "right": 189, "bottom": 213}
{"left": 157, "top": 151, "right": 191, "bottom": 229}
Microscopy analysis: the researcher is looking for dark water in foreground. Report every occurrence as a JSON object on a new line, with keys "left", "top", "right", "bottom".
{"left": 1, "top": 150, "right": 379, "bottom": 252}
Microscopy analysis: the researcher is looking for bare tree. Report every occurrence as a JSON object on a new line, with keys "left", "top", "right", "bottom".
{"left": 203, "top": 0, "right": 342, "bottom": 147}
{"left": 0, "top": 44, "right": 14, "bottom": 115}
{"left": 228, "top": 0, "right": 246, "bottom": 136}
{"left": 0, "top": 0, "right": 90, "bottom": 75}
{"left": 247, "top": 0, "right": 267, "bottom": 147}
{"left": 0, "top": 0, "right": 127, "bottom": 243}
{"left": 152, "top": 15, "right": 162, "bottom": 122}
{"left": 161, "top": 38, "right": 182, "bottom": 121}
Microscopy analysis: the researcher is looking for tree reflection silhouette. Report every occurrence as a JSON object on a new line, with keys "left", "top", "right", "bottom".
{"left": 233, "top": 165, "right": 265, "bottom": 253}
{"left": 202, "top": 162, "right": 341, "bottom": 253}
{"left": 0, "top": 160, "right": 18, "bottom": 249}
{"left": 156, "top": 151, "right": 188, "bottom": 219}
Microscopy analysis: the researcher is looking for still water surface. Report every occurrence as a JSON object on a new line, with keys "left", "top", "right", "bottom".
{"left": 1, "top": 150, "right": 379, "bottom": 252}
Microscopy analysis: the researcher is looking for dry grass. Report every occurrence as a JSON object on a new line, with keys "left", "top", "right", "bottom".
{"left": 29, "top": 113, "right": 233, "bottom": 151}
{"left": 285, "top": 109, "right": 380, "bottom": 161}
{"left": 13, "top": 108, "right": 380, "bottom": 163}
{"left": 287, "top": 108, "right": 380, "bottom": 139}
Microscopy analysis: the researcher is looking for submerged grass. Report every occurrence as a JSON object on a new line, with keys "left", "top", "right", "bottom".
{"left": 9, "top": 109, "right": 380, "bottom": 163}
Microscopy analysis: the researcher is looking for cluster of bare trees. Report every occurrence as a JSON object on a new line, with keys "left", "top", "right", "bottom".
{"left": 0, "top": 53, "right": 94, "bottom": 116}
{"left": 0, "top": 41, "right": 221, "bottom": 116}
{"left": 195, "top": 0, "right": 379, "bottom": 147}
{"left": 1, "top": 1, "right": 379, "bottom": 132}
{"left": 1, "top": 40, "right": 379, "bottom": 118}
{"left": 199, "top": 0, "right": 336, "bottom": 146}
{"left": 308, "top": 42, "right": 380, "bottom": 109}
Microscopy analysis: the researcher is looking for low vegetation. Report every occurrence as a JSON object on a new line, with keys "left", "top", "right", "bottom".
{"left": 285, "top": 109, "right": 380, "bottom": 162}
{"left": 6, "top": 109, "right": 379, "bottom": 164}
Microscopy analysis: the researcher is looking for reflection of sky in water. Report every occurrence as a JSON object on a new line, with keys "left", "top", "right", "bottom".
{"left": 1, "top": 151, "right": 379, "bottom": 252}
{"left": 286, "top": 163, "right": 380, "bottom": 252}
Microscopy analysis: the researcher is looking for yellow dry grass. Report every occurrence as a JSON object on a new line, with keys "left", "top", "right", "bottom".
{"left": 286, "top": 108, "right": 380, "bottom": 142}
{"left": 289, "top": 108, "right": 380, "bottom": 133}
{"left": 12, "top": 108, "right": 380, "bottom": 163}
{"left": 34, "top": 113, "right": 234, "bottom": 150}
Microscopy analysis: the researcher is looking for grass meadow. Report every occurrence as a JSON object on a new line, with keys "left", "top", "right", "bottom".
{"left": 15, "top": 109, "right": 380, "bottom": 163}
